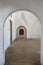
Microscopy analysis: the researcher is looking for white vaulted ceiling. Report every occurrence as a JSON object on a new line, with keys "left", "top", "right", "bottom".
{"left": 5, "top": 10, "right": 41, "bottom": 39}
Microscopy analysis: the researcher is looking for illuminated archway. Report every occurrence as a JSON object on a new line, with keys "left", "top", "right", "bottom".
{"left": 16, "top": 26, "right": 27, "bottom": 39}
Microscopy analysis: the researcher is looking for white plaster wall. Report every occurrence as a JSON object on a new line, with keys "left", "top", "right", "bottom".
{"left": 0, "top": 0, "right": 43, "bottom": 65}
{"left": 0, "top": 7, "right": 15, "bottom": 65}
{"left": 12, "top": 22, "right": 16, "bottom": 41}
{"left": 4, "top": 19, "right": 10, "bottom": 51}
{"left": 0, "top": 22, "right": 5, "bottom": 65}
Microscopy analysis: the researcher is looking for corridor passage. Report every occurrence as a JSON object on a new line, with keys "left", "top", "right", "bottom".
{"left": 5, "top": 38, "right": 41, "bottom": 65}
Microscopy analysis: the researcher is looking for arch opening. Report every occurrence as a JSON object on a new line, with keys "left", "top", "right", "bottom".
{"left": 16, "top": 26, "right": 27, "bottom": 39}
{"left": 19, "top": 29, "right": 24, "bottom": 35}
{"left": 3, "top": 10, "right": 41, "bottom": 65}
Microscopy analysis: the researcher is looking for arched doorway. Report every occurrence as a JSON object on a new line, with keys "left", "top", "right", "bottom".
{"left": 19, "top": 29, "right": 24, "bottom": 35}
{"left": 3, "top": 10, "right": 41, "bottom": 65}
{"left": 16, "top": 26, "right": 27, "bottom": 39}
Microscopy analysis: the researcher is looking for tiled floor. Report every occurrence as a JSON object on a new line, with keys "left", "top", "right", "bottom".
{"left": 5, "top": 38, "right": 41, "bottom": 65}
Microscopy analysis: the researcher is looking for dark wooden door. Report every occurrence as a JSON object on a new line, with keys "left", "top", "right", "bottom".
{"left": 19, "top": 29, "right": 24, "bottom": 35}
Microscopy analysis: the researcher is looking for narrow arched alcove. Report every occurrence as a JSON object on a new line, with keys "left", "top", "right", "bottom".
{"left": 16, "top": 26, "right": 27, "bottom": 39}
{"left": 19, "top": 29, "right": 24, "bottom": 35}
{"left": 4, "top": 10, "right": 41, "bottom": 65}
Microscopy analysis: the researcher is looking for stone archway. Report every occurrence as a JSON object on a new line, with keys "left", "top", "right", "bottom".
{"left": 16, "top": 26, "right": 27, "bottom": 39}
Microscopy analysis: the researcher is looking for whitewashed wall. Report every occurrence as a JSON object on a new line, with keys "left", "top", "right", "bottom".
{"left": 0, "top": 0, "right": 43, "bottom": 65}
{"left": 12, "top": 21, "right": 16, "bottom": 41}
{"left": 4, "top": 19, "right": 10, "bottom": 51}
{"left": 0, "top": 7, "right": 15, "bottom": 65}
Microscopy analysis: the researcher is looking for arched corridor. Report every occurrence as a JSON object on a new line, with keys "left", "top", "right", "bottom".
{"left": 4, "top": 10, "right": 41, "bottom": 65}
{"left": 0, "top": 0, "right": 43, "bottom": 65}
